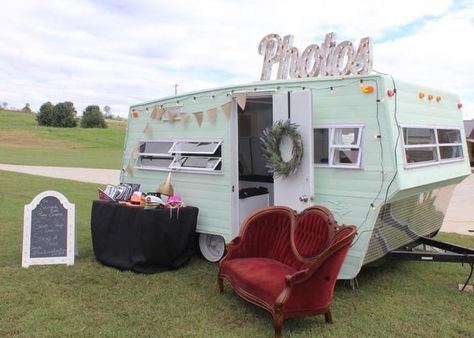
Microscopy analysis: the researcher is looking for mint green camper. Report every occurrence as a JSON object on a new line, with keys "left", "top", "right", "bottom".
{"left": 120, "top": 74, "right": 470, "bottom": 280}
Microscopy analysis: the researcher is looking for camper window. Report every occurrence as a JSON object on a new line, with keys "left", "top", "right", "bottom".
{"left": 314, "top": 126, "right": 363, "bottom": 168}
{"left": 136, "top": 139, "right": 223, "bottom": 173}
{"left": 402, "top": 127, "right": 464, "bottom": 166}
{"left": 169, "top": 141, "right": 222, "bottom": 154}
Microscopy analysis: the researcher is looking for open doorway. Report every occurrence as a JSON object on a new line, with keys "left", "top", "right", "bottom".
{"left": 237, "top": 96, "right": 274, "bottom": 224}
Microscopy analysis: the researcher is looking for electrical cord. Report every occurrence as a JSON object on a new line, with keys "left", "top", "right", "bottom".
{"left": 351, "top": 70, "right": 400, "bottom": 247}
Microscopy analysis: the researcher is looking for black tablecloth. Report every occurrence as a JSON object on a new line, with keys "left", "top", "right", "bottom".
{"left": 91, "top": 200, "right": 199, "bottom": 273}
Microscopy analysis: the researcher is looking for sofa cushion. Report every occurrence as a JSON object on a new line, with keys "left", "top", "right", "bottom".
{"left": 220, "top": 257, "right": 297, "bottom": 307}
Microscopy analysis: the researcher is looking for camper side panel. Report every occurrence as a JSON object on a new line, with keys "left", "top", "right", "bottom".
{"left": 310, "top": 76, "right": 396, "bottom": 279}
{"left": 121, "top": 95, "right": 235, "bottom": 241}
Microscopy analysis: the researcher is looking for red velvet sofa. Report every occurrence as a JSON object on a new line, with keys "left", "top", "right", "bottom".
{"left": 218, "top": 205, "right": 356, "bottom": 338}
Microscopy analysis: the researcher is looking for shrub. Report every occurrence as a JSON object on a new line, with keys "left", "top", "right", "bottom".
{"left": 36, "top": 101, "right": 77, "bottom": 127}
{"left": 36, "top": 102, "right": 55, "bottom": 126}
{"left": 81, "top": 105, "right": 107, "bottom": 128}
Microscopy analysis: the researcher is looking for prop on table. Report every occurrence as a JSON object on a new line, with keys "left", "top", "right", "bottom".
{"left": 157, "top": 172, "right": 174, "bottom": 196}
{"left": 144, "top": 194, "right": 166, "bottom": 209}
{"left": 99, "top": 183, "right": 140, "bottom": 201}
{"left": 165, "top": 195, "right": 185, "bottom": 218}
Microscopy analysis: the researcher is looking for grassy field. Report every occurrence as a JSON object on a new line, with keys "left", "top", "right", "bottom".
{"left": 1, "top": 170, "right": 473, "bottom": 337}
{"left": 0, "top": 110, "right": 125, "bottom": 169}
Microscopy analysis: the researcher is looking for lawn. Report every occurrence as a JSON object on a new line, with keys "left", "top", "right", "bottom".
{"left": 1, "top": 170, "right": 473, "bottom": 337}
{"left": 0, "top": 110, "right": 125, "bottom": 169}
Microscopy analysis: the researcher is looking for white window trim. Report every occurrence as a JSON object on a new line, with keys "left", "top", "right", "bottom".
{"left": 169, "top": 156, "right": 222, "bottom": 171}
{"left": 314, "top": 124, "right": 364, "bottom": 169}
{"left": 400, "top": 125, "right": 465, "bottom": 168}
{"left": 135, "top": 138, "right": 223, "bottom": 174}
{"left": 169, "top": 140, "right": 222, "bottom": 154}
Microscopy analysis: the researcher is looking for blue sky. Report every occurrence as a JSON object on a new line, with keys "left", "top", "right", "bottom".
{"left": 1, "top": 0, "right": 473, "bottom": 118}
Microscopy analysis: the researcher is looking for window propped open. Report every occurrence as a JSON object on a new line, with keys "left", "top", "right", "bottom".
{"left": 136, "top": 139, "right": 223, "bottom": 173}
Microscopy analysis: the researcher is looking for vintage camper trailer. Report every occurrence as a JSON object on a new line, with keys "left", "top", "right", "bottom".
{"left": 120, "top": 73, "right": 470, "bottom": 280}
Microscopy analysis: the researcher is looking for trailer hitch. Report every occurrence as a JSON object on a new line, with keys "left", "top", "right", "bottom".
{"left": 388, "top": 236, "right": 474, "bottom": 292}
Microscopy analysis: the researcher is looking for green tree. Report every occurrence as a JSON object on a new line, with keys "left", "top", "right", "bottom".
{"left": 103, "top": 105, "right": 113, "bottom": 119}
{"left": 81, "top": 105, "right": 107, "bottom": 128}
{"left": 52, "top": 101, "right": 77, "bottom": 127}
{"left": 21, "top": 103, "right": 32, "bottom": 112}
{"left": 36, "top": 101, "right": 77, "bottom": 127}
{"left": 36, "top": 102, "right": 54, "bottom": 126}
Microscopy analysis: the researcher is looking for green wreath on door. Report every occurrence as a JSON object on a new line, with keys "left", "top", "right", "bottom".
{"left": 261, "top": 120, "right": 304, "bottom": 178}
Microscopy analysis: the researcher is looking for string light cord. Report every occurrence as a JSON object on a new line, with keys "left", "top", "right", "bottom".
{"left": 350, "top": 77, "right": 386, "bottom": 246}
{"left": 137, "top": 78, "right": 365, "bottom": 111}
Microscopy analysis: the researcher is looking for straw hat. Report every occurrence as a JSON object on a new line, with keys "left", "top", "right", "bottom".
{"left": 157, "top": 172, "right": 174, "bottom": 196}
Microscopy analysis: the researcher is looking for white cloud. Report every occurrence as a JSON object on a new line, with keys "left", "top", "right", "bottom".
{"left": 0, "top": 0, "right": 473, "bottom": 118}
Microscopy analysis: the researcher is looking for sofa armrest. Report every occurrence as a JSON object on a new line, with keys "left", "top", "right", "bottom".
{"left": 276, "top": 226, "right": 356, "bottom": 308}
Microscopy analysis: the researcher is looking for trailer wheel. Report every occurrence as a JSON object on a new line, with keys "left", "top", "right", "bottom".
{"left": 199, "top": 233, "right": 225, "bottom": 262}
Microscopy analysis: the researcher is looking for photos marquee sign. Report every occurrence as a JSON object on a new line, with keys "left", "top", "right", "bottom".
{"left": 258, "top": 32, "right": 373, "bottom": 80}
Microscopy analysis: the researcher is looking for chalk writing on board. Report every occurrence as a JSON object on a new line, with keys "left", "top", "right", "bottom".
{"left": 30, "top": 196, "right": 67, "bottom": 258}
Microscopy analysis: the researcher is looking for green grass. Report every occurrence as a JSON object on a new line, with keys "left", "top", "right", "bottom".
{"left": 0, "top": 110, "right": 125, "bottom": 169}
{"left": 1, "top": 170, "right": 473, "bottom": 337}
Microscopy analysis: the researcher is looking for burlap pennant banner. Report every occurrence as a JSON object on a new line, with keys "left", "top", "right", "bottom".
{"left": 207, "top": 108, "right": 217, "bottom": 124}
{"left": 193, "top": 112, "right": 203, "bottom": 127}
{"left": 235, "top": 93, "right": 247, "bottom": 110}
{"left": 221, "top": 101, "right": 232, "bottom": 120}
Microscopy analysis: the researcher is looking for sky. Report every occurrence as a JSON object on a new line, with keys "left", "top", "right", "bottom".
{"left": 1, "top": 0, "right": 473, "bottom": 118}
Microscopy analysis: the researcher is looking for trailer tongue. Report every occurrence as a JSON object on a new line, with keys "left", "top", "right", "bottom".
{"left": 389, "top": 236, "right": 474, "bottom": 291}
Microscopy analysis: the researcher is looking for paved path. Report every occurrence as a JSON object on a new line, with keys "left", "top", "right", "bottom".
{"left": 0, "top": 163, "right": 120, "bottom": 185}
{"left": 442, "top": 174, "right": 474, "bottom": 236}
{"left": 0, "top": 163, "right": 472, "bottom": 235}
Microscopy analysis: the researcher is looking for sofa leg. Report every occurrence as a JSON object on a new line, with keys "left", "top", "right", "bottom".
{"left": 272, "top": 313, "right": 283, "bottom": 338}
{"left": 324, "top": 310, "right": 333, "bottom": 324}
{"left": 217, "top": 276, "right": 224, "bottom": 293}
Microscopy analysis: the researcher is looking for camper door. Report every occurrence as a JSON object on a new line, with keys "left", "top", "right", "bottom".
{"left": 273, "top": 90, "right": 314, "bottom": 211}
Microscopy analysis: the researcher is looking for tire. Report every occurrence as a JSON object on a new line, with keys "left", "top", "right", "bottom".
{"left": 198, "top": 233, "right": 226, "bottom": 262}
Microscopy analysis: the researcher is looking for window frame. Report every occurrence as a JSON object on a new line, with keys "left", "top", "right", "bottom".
{"left": 135, "top": 138, "right": 223, "bottom": 174}
{"left": 401, "top": 124, "right": 464, "bottom": 168}
{"left": 314, "top": 124, "right": 364, "bottom": 169}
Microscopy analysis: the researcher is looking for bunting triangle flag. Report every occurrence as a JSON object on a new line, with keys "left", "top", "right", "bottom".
{"left": 130, "top": 145, "right": 139, "bottom": 159}
{"left": 221, "top": 101, "right": 232, "bottom": 120}
{"left": 124, "top": 161, "right": 134, "bottom": 176}
{"left": 151, "top": 105, "right": 164, "bottom": 120}
{"left": 143, "top": 122, "right": 152, "bottom": 135}
{"left": 193, "top": 112, "right": 203, "bottom": 127}
{"left": 207, "top": 108, "right": 217, "bottom": 124}
{"left": 167, "top": 111, "right": 176, "bottom": 124}
{"left": 235, "top": 93, "right": 247, "bottom": 110}
{"left": 180, "top": 112, "right": 189, "bottom": 125}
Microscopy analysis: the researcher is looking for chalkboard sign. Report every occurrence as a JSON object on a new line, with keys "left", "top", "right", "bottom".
{"left": 22, "top": 191, "right": 75, "bottom": 267}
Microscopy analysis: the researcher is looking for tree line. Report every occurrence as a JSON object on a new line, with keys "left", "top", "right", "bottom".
{"left": 36, "top": 102, "right": 108, "bottom": 128}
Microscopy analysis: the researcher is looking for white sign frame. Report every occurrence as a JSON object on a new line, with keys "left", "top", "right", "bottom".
{"left": 22, "top": 190, "right": 75, "bottom": 267}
